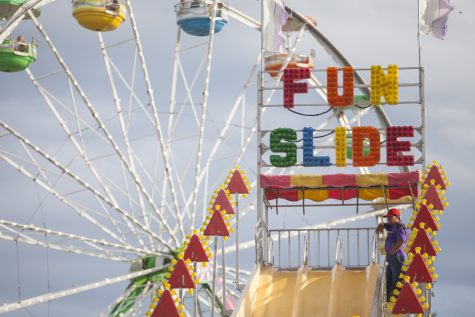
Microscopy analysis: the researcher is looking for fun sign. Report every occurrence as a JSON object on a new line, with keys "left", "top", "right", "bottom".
{"left": 269, "top": 65, "right": 416, "bottom": 168}
{"left": 283, "top": 65, "right": 398, "bottom": 108}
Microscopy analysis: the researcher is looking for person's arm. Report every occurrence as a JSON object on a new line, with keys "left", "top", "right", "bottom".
{"left": 376, "top": 223, "right": 391, "bottom": 234}
{"left": 389, "top": 239, "right": 404, "bottom": 255}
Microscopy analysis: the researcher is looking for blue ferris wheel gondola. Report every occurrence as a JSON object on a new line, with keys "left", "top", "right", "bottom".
{"left": 175, "top": 1, "right": 228, "bottom": 37}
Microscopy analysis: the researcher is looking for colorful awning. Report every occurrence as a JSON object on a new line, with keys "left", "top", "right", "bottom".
{"left": 260, "top": 171, "right": 420, "bottom": 202}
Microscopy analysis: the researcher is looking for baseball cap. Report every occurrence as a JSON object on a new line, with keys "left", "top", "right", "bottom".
{"left": 383, "top": 208, "right": 401, "bottom": 218}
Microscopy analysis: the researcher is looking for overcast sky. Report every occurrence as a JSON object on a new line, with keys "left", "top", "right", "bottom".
{"left": 0, "top": 0, "right": 474, "bottom": 316}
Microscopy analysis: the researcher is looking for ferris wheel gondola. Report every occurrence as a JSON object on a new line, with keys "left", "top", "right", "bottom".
{"left": 72, "top": 0, "right": 126, "bottom": 31}
{"left": 0, "top": 35, "right": 37, "bottom": 71}
{"left": 175, "top": 0, "right": 228, "bottom": 37}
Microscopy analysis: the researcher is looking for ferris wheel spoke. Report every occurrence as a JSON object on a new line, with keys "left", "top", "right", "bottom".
{"left": 0, "top": 266, "right": 166, "bottom": 314}
{"left": 29, "top": 14, "right": 182, "bottom": 247}
{"left": 128, "top": 149, "right": 189, "bottom": 243}
{"left": 190, "top": 1, "right": 226, "bottom": 223}
{"left": 181, "top": 59, "right": 261, "bottom": 222}
{"left": 125, "top": 0, "right": 184, "bottom": 240}
{"left": 0, "top": 219, "right": 160, "bottom": 259}
{"left": 171, "top": 54, "right": 207, "bottom": 131}
{"left": 0, "top": 148, "right": 136, "bottom": 235}
{"left": 93, "top": 161, "right": 177, "bottom": 238}
{"left": 97, "top": 48, "right": 188, "bottom": 241}
{"left": 0, "top": 122, "right": 172, "bottom": 249}
{"left": 148, "top": 148, "right": 192, "bottom": 229}
{"left": 92, "top": 47, "right": 196, "bottom": 243}
{"left": 25, "top": 69, "right": 131, "bottom": 209}
{"left": 0, "top": 154, "right": 135, "bottom": 249}
{"left": 0, "top": 150, "right": 166, "bottom": 251}
{"left": 0, "top": 0, "right": 48, "bottom": 43}
{"left": 9, "top": 113, "right": 140, "bottom": 248}
{"left": 14, "top": 136, "right": 137, "bottom": 247}
{"left": 197, "top": 56, "right": 260, "bottom": 193}
{"left": 97, "top": 32, "right": 152, "bottom": 247}
{"left": 158, "top": 26, "right": 183, "bottom": 224}
{"left": 26, "top": 71, "right": 109, "bottom": 146}
{"left": 0, "top": 226, "right": 129, "bottom": 262}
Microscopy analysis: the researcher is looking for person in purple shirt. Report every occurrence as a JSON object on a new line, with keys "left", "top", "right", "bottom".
{"left": 376, "top": 208, "right": 408, "bottom": 302}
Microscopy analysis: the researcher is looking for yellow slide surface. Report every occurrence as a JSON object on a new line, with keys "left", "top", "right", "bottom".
{"left": 233, "top": 264, "right": 379, "bottom": 317}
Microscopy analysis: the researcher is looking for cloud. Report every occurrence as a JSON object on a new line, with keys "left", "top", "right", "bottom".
{"left": 0, "top": 0, "right": 474, "bottom": 316}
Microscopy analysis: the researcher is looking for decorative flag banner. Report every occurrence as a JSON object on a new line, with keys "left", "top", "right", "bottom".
{"left": 150, "top": 290, "right": 181, "bottom": 317}
{"left": 169, "top": 259, "right": 196, "bottom": 289}
{"left": 184, "top": 234, "right": 210, "bottom": 262}
{"left": 204, "top": 210, "right": 230, "bottom": 237}
{"left": 409, "top": 204, "right": 440, "bottom": 232}
{"left": 419, "top": 0, "right": 455, "bottom": 40}
{"left": 226, "top": 169, "right": 250, "bottom": 195}
{"left": 423, "top": 164, "right": 448, "bottom": 189}
{"left": 263, "top": 0, "right": 289, "bottom": 52}
{"left": 407, "top": 228, "right": 439, "bottom": 256}
{"left": 406, "top": 253, "right": 434, "bottom": 284}
{"left": 210, "top": 189, "right": 235, "bottom": 215}
{"left": 422, "top": 184, "right": 445, "bottom": 210}
{"left": 391, "top": 282, "right": 425, "bottom": 314}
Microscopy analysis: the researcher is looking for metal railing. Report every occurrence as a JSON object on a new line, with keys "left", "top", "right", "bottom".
{"left": 0, "top": 37, "right": 37, "bottom": 58}
{"left": 72, "top": 0, "right": 126, "bottom": 15}
{"left": 267, "top": 227, "right": 380, "bottom": 269}
{"left": 174, "top": 0, "right": 228, "bottom": 20}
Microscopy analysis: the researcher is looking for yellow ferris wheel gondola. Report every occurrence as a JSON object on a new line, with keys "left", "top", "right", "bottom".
{"left": 72, "top": 0, "right": 126, "bottom": 32}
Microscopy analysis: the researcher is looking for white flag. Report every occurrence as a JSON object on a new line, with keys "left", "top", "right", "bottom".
{"left": 263, "top": 0, "right": 289, "bottom": 52}
{"left": 419, "top": 0, "right": 455, "bottom": 40}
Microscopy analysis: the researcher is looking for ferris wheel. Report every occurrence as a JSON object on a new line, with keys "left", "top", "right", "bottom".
{"left": 0, "top": 0, "right": 424, "bottom": 316}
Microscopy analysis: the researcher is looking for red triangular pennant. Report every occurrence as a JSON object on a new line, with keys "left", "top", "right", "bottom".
{"left": 410, "top": 229, "right": 437, "bottom": 256}
{"left": 204, "top": 210, "right": 230, "bottom": 236}
{"left": 227, "top": 170, "right": 249, "bottom": 194}
{"left": 411, "top": 204, "right": 439, "bottom": 231}
{"left": 423, "top": 184, "right": 444, "bottom": 210}
{"left": 151, "top": 290, "right": 180, "bottom": 317}
{"left": 211, "top": 189, "right": 234, "bottom": 214}
{"left": 423, "top": 165, "right": 446, "bottom": 190}
{"left": 184, "top": 234, "right": 209, "bottom": 262}
{"left": 406, "top": 253, "right": 433, "bottom": 283}
{"left": 169, "top": 259, "right": 195, "bottom": 289}
{"left": 392, "top": 283, "right": 424, "bottom": 314}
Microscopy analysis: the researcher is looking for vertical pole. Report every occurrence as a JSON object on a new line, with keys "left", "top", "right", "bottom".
{"left": 193, "top": 262, "right": 197, "bottom": 317}
{"left": 417, "top": 0, "right": 422, "bottom": 69}
{"left": 418, "top": 0, "right": 426, "bottom": 171}
{"left": 235, "top": 193, "right": 241, "bottom": 290}
{"left": 420, "top": 68, "right": 426, "bottom": 169}
{"left": 211, "top": 236, "right": 218, "bottom": 317}
{"left": 256, "top": 73, "right": 264, "bottom": 264}
{"left": 419, "top": 2, "right": 428, "bottom": 305}
{"left": 256, "top": 0, "right": 265, "bottom": 266}
{"left": 222, "top": 237, "right": 227, "bottom": 316}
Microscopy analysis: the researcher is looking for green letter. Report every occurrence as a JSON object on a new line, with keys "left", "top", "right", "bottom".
{"left": 270, "top": 128, "right": 297, "bottom": 167}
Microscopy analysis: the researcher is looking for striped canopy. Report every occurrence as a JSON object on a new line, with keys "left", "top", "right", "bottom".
{"left": 260, "top": 171, "right": 421, "bottom": 202}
